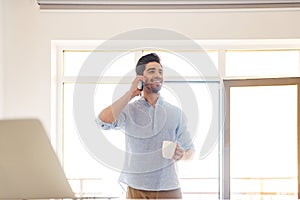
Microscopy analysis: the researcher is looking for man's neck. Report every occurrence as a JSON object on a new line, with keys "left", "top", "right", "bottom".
{"left": 143, "top": 93, "right": 160, "bottom": 107}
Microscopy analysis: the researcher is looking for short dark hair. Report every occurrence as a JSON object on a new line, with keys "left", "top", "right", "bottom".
{"left": 136, "top": 53, "right": 161, "bottom": 75}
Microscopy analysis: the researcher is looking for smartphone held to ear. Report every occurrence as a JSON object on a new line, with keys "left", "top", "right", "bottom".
{"left": 137, "top": 80, "right": 143, "bottom": 91}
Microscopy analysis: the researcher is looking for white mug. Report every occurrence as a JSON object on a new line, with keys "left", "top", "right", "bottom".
{"left": 162, "top": 141, "right": 176, "bottom": 159}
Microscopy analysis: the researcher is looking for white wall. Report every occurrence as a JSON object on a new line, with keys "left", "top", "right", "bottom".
{"left": 2, "top": 0, "right": 300, "bottom": 133}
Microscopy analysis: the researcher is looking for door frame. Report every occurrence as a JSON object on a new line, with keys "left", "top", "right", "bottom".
{"left": 222, "top": 77, "right": 300, "bottom": 199}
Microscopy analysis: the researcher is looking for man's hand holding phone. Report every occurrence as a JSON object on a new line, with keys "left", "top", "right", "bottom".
{"left": 137, "top": 80, "right": 143, "bottom": 91}
{"left": 129, "top": 76, "right": 145, "bottom": 98}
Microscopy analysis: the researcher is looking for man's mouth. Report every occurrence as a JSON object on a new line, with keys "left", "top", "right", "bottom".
{"left": 153, "top": 80, "right": 162, "bottom": 84}
{"left": 145, "top": 80, "right": 162, "bottom": 86}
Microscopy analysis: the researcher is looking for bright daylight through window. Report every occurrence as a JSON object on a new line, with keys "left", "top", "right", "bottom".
{"left": 52, "top": 40, "right": 300, "bottom": 199}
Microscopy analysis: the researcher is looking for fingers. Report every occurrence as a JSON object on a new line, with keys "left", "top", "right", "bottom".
{"left": 134, "top": 75, "right": 145, "bottom": 84}
{"left": 130, "top": 76, "right": 145, "bottom": 97}
{"left": 172, "top": 144, "right": 184, "bottom": 161}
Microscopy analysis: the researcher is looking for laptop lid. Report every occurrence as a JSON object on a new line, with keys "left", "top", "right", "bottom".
{"left": 0, "top": 119, "right": 75, "bottom": 199}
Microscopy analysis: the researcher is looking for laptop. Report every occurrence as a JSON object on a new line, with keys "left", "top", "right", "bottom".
{"left": 0, "top": 119, "right": 75, "bottom": 199}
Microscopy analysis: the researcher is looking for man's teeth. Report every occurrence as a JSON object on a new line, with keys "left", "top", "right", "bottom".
{"left": 145, "top": 81, "right": 162, "bottom": 85}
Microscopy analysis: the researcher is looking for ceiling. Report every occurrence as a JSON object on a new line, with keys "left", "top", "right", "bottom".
{"left": 36, "top": 0, "right": 300, "bottom": 10}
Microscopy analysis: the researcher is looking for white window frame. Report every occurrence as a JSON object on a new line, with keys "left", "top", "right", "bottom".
{"left": 51, "top": 39, "right": 300, "bottom": 199}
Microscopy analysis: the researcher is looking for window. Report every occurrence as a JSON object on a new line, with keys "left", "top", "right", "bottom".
{"left": 230, "top": 85, "right": 297, "bottom": 181}
{"left": 224, "top": 78, "right": 299, "bottom": 200}
{"left": 53, "top": 45, "right": 220, "bottom": 199}
{"left": 52, "top": 40, "right": 300, "bottom": 200}
{"left": 226, "top": 50, "right": 300, "bottom": 77}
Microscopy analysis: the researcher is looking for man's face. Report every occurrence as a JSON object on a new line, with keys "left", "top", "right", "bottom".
{"left": 143, "top": 62, "right": 163, "bottom": 93}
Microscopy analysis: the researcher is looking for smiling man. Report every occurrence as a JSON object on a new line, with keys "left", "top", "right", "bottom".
{"left": 97, "top": 53, "right": 195, "bottom": 199}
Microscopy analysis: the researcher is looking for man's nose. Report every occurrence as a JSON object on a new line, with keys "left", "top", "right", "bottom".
{"left": 154, "top": 71, "right": 162, "bottom": 78}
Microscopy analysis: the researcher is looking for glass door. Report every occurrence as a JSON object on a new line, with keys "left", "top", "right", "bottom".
{"left": 224, "top": 78, "right": 300, "bottom": 200}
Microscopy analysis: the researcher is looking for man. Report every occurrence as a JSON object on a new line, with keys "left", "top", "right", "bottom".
{"left": 97, "top": 53, "right": 194, "bottom": 199}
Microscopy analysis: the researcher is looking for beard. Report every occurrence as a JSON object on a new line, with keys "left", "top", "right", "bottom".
{"left": 145, "top": 78, "right": 163, "bottom": 93}
{"left": 151, "top": 85, "right": 162, "bottom": 93}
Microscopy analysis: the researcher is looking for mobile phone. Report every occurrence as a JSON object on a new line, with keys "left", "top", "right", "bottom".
{"left": 137, "top": 80, "right": 143, "bottom": 91}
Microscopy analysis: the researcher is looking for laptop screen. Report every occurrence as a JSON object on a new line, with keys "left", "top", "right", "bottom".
{"left": 0, "top": 119, "right": 74, "bottom": 199}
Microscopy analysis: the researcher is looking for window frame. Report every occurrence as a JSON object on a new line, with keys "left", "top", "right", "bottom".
{"left": 51, "top": 39, "right": 300, "bottom": 199}
{"left": 223, "top": 77, "right": 300, "bottom": 199}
